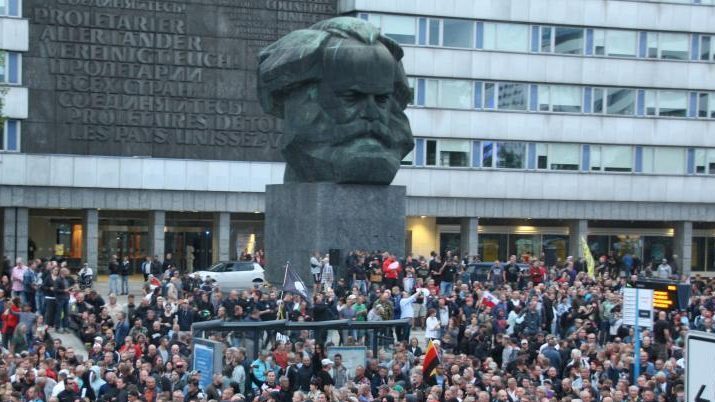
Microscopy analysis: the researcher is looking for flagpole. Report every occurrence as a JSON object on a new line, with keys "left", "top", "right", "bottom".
{"left": 278, "top": 261, "right": 290, "bottom": 320}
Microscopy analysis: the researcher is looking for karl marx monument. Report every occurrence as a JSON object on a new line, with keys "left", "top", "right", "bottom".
{"left": 258, "top": 17, "right": 414, "bottom": 283}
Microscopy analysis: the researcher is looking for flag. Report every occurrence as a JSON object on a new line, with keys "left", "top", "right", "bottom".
{"left": 282, "top": 262, "right": 312, "bottom": 305}
{"left": 580, "top": 236, "right": 595, "bottom": 279}
{"left": 422, "top": 339, "right": 440, "bottom": 385}
{"left": 481, "top": 290, "right": 499, "bottom": 308}
{"left": 149, "top": 275, "right": 162, "bottom": 290}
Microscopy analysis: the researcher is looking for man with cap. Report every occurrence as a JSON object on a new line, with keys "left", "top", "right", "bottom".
{"left": 317, "top": 358, "right": 335, "bottom": 393}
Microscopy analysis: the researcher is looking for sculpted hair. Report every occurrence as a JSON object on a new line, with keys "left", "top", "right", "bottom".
{"left": 257, "top": 16, "right": 412, "bottom": 118}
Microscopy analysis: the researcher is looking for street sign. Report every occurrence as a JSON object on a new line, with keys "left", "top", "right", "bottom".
{"left": 687, "top": 332, "right": 715, "bottom": 402}
{"left": 623, "top": 287, "right": 654, "bottom": 329}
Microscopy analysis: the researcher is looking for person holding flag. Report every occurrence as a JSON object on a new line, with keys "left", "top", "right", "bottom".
{"left": 422, "top": 339, "right": 441, "bottom": 386}
{"left": 580, "top": 236, "right": 596, "bottom": 279}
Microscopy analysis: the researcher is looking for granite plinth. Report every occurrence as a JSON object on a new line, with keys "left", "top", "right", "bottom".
{"left": 264, "top": 183, "right": 406, "bottom": 285}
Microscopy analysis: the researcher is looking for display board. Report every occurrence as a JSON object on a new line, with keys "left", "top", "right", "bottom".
{"left": 636, "top": 279, "right": 680, "bottom": 310}
{"left": 23, "top": 0, "right": 337, "bottom": 160}
{"left": 327, "top": 346, "right": 367, "bottom": 379}
{"left": 686, "top": 331, "right": 715, "bottom": 402}
{"left": 623, "top": 287, "right": 654, "bottom": 330}
{"left": 192, "top": 338, "right": 225, "bottom": 390}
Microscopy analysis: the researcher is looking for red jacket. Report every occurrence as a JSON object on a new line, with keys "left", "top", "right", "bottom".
{"left": 1, "top": 305, "right": 20, "bottom": 334}
{"left": 382, "top": 258, "right": 401, "bottom": 279}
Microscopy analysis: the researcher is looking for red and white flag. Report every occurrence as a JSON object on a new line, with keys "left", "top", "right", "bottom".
{"left": 149, "top": 275, "right": 162, "bottom": 289}
{"left": 481, "top": 291, "right": 499, "bottom": 308}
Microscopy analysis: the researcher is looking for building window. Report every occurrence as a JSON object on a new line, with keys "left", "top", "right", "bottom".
{"left": 593, "top": 29, "right": 638, "bottom": 57}
{"left": 591, "top": 145, "right": 633, "bottom": 172}
{"left": 700, "top": 35, "right": 714, "bottom": 61}
{"left": 381, "top": 15, "right": 417, "bottom": 44}
{"left": 439, "top": 80, "right": 473, "bottom": 109}
{"left": 482, "top": 22, "right": 529, "bottom": 52}
{"left": 442, "top": 19, "right": 474, "bottom": 48}
{"left": 647, "top": 32, "right": 690, "bottom": 60}
{"left": 697, "top": 92, "right": 715, "bottom": 118}
{"left": 554, "top": 27, "right": 584, "bottom": 55}
{"left": 0, "top": 52, "right": 21, "bottom": 84}
{"left": 401, "top": 149, "right": 414, "bottom": 166}
{"left": 426, "top": 139, "right": 437, "bottom": 166}
{"left": 694, "top": 149, "right": 715, "bottom": 174}
{"left": 538, "top": 85, "right": 582, "bottom": 112}
{"left": 641, "top": 147, "right": 686, "bottom": 174}
{"left": 645, "top": 90, "right": 688, "bottom": 117}
{"left": 424, "top": 79, "right": 438, "bottom": 107}
{"left": 1, "top": 120, "right": 20, "bottom": 152}
{"left": 536, "top": 143, "right": 580, "bottom": 170}
{"left": 497, "top": 83, "right": 528, "bottom": 110}
{"left": 483, "top": 141, "right": 529, "bottom": 168}
{"left": 439, "top": 139, "right": 470, "bottom": 167}
{"left": 428, "top": 18, "right": 441, "bottom": 46}
{"left": 593, "top": 88, "right": 636, "bottom": 116}
{"left": 0, "top": 0, "right": 21, "bottom": 17}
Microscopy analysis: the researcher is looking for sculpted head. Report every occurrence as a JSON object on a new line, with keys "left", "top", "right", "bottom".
{"left": 258, "top": 17, "right": 414, "bottom": 184}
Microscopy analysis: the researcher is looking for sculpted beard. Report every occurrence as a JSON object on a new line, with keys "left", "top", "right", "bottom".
{"left": 283, "top": 85, "right": 411, "bottom": 183}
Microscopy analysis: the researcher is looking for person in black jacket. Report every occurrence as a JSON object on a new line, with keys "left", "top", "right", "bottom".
{"left": 108, "top": 255, "right": 120, "bottom": 296}
{"left": 54, "top": 267, "right": 71, "bottom": 333}
{"left": 57, "top": 375, "right": 80, "bottom": 402}
{"left": 42, "top": 264, "right": 58, "bottom": 329}
{"left": 120, "top": 256, "right": 131, "bottom": 295}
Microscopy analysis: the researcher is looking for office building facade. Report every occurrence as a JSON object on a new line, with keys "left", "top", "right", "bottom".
{"left": 2, "top": 0, "right": 715, "bottom": 274}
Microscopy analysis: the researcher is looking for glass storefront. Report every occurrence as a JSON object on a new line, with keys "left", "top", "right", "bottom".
{"left": 509, "top": 234, "right": 541, "bottom": 262}
{"left": 643, "top": 236, "right": 673, "bottom": 265}
{"left": 543, "top": 234, "right": 569, "bottom": 265}
{"left": 230, "top": 219, "right": 264, "bottom": 260}
{"left": 28, "top": 211, "right": 83, "bottom": 268}
{"left": 609, "top": 235, "right": 643, "bottom": 259}
{"left": 98, "top": 220, "right": 148, "bottom": 274}
{"left": 478, "top": 234, "right": 508, "bottom": 262}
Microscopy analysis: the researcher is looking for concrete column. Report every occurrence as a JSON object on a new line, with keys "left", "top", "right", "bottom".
{"left": 148, "top": 211, "right": 166, "bottom": 261}
{"left": 2, "top": 207, "right": 28, "bottom": 263}
{"left": 460, "top": 217, "right": 479, "bottom": 260}
{"left": 213, "top": 212, "right": 230, "bottom": 263}
{"left": 568, "top": 219, "right": 589, "bottom": 258}
{"left": 82, "top": 209, "right": 99, "bottom": 270}
{"left": 673, "top": 221, "right": 693, "bottom": 276}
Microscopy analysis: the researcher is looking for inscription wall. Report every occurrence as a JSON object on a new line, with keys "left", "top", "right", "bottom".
{"left": 23, "top": 0, "right": 337, "bottom": 160}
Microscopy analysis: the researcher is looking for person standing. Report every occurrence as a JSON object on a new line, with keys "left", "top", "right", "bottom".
{"left": 108, "top": 255, "right": 120, "bottom": 296}
{"left": 382, "top": 253, "right": 401, "bottom": 291}
{"left": 119, "top": 256, "right": 131, "bottom": 296}
{"left": 141, "top": 256, "right": 152, "bottom": 282}
{"left": 656, "top": 259, "right": 672, "bottom": 279}
{"left": 11, "top": 258, "right": 28, "bottom": 303}
{"left": 54, "top": 267, "right": 71, "bottom": 334}
{"left": 321, "top": 257, "right": 334, "bottom": 290}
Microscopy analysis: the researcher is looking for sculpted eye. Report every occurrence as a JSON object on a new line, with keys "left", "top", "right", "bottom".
{"left": 339, "top": 91, "right": 360, "bottom": 102}
{"left": 375, "top": 94, "right": 390, "bottom": 105}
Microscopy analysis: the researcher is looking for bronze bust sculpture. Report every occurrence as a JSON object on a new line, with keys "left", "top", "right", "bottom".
{"left": 257, "top": 17, "right": 414, "bottom": 184}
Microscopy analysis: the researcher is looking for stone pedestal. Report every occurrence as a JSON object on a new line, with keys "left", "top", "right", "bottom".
{"left": 265, "top": 183, "right": 406, "bottom": 284}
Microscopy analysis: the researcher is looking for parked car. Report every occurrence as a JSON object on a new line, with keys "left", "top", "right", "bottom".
{"left": 195, "top": 261, "right": 265, "bottom": 290}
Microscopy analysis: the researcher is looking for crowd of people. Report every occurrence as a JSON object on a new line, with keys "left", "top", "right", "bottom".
{"left": 0, "top": 249, "right": 711, "bottom": 402}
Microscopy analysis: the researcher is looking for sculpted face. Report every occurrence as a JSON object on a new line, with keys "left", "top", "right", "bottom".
{"left": 282, "top": 40, "right": 411, "bottom": 184}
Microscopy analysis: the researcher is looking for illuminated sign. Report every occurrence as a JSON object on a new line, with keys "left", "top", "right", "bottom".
{"left": 636, "top": 280, "right": 679, "bottom": 310}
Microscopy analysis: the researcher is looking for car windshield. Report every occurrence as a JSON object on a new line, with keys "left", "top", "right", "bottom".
{"left": 208, "top": 263, "right": 225, "bottom": 272}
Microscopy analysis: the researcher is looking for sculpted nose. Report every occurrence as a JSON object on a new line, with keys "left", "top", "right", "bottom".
{"left": 362, "top": 96, "right": 381, "bottom": 121}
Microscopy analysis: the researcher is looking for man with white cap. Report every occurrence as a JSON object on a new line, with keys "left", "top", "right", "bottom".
{"left": 317, "top": 358, "right": 335, "bottom": 393}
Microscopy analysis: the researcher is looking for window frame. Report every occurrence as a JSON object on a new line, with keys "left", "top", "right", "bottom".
{"left": 1, "top": 120, "right": 20, "bottom": 152}
{"left": 0, "top": 0, "right": 22, "bottom": 18}
{"left": 0, "top": 51, "right": 22, "bottom": 85}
